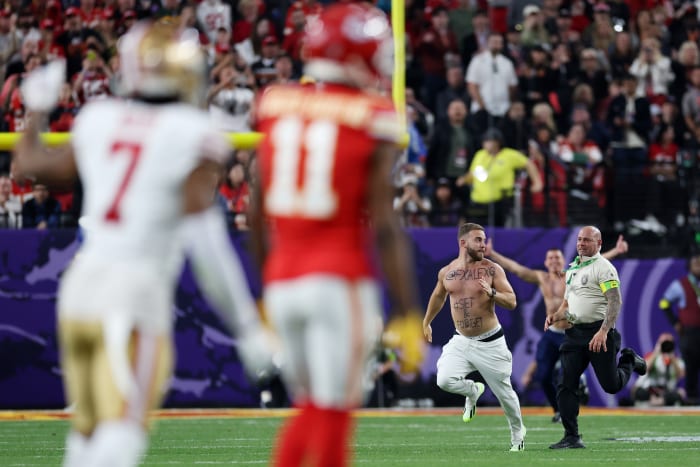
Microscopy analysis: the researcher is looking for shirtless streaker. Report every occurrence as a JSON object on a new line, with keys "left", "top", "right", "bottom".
{"left": 423, "top": 223, "right": 526, "bottom": 452}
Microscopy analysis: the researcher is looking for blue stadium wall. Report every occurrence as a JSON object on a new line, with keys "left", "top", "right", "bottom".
{"left": 0, "top": 228, "right": 684, "bottom": 409}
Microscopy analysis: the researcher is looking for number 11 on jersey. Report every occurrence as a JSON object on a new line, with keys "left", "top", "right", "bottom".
{"left": 265, "top": 117, "right": 339, "bottom": 219}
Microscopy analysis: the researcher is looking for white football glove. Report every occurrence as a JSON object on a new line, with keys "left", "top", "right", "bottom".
{"left": 21, "top": 59, "right": 66, "bottom": 113}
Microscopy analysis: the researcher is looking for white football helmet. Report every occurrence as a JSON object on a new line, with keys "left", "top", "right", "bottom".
{"left": 118, "top": 20, "right": 206, "bottom": 106}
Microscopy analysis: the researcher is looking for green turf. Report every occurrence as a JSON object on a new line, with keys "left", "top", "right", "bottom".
{"left": 2, "top": 413, "right": 700, "bottom": 466}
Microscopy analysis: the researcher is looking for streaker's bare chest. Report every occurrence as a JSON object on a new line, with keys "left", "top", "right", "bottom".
{"left": 443, "top": 266, "right": 495, "bottom": 295}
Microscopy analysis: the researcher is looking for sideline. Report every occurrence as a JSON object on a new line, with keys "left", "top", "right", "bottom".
{"left": 2, "top": 405, "right": 700, "bottom": 421}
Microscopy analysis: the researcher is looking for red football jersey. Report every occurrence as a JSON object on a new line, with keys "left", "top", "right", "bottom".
{"left": 255, "top": 83, "right": 401, "bottom": 283}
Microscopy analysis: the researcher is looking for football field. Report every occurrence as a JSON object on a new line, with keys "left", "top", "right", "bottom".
{"left": 2, "top": 407, "right": 700, "bottom": 466}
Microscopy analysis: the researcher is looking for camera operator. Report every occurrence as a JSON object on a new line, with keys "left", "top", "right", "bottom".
{"left": 632, "top": 333, "right": 686, "bottom": 406}
{"left": 660, "top": 253, "right": 700, "bottom": 404}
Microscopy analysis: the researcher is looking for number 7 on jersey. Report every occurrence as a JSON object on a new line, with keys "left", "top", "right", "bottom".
{"left": 105, "top": 141, "right": 142, "bottom": 222}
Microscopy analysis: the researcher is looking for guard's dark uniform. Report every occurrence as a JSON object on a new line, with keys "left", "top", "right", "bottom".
{"left": 557, "top": 253, "right": 636, "bottom": 441}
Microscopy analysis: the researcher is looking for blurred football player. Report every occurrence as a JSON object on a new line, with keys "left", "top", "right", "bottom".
{"left": 13, "top": 21, "right": 272, "bottom": 467}
{"left": 249, "top": 3, "right": 424, "bottom": 466}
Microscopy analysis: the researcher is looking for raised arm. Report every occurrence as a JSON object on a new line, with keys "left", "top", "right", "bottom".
{"left": 12, "top": 112, "right": 77, "bottom": 188}
{"left": 11, "top": 60, "right": 77, "bottom": 188}
{"left": 602, "top": 234, "right": 628, "bottom": 260}
{"left": 423, "top": 267, "right": 449, "bottom": 343}
{"left": 485, "top": 238, "right": 542, "bottom": 284}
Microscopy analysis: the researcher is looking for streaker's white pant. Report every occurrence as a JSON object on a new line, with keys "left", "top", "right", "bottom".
{"left": 436, "top": 332, "right": 525, "bottom": 444}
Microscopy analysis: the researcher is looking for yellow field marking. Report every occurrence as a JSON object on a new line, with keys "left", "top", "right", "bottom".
{"left": 2, "top": 406, "right": 699, "bottom": 421}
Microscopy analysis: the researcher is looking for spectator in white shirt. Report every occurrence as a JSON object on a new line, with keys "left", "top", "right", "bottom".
{"left": 466, "top": 32, "right": 519, "bottom": 138}
{"left": 629, "top": 37, "right": 674, "bottom": 101}
{"left": 0, "top": 173, "right": 22, "bottom": 228}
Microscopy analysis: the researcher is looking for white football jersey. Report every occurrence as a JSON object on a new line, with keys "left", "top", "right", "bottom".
{"left": 58, "top": 98, "right": 230, "bottom": 329}
{"left": 196, "top": 0, "right": 232, "bottom": 42}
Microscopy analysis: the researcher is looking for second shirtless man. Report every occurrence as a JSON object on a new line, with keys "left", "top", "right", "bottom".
{"left": 423, "top": 223, "right": 526, "bottom": 452}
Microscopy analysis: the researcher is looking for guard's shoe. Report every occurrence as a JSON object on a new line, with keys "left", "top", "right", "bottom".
{"left": 549, "top": 435, "right": 585, "bottom": 449}
{"left": 462, "top": 382, "right": 485, "bottom": 423}
{"left": 552, "top": 412, "right": 561, "bottom": 423}
{"left": 509, "top": 427, "right": 526, "bottom": 451}
{"left": 620, "top": 347, "right": 647, "bottom": 375}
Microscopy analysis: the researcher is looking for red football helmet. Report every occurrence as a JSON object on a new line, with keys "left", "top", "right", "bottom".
{"left": 302, "top": 3, "right": 393, "bottom": 87}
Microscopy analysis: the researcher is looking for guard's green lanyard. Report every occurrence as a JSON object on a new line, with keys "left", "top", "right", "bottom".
{"left": 566, "top": 256, "right": 598, "bottom": 285}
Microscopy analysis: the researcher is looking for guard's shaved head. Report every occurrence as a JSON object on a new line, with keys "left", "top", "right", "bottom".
{"left": 576, "top": 225, "right": 602, "bottom": 257}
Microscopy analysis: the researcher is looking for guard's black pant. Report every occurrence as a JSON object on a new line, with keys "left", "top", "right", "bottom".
{"left": 557, "top": 321, "right": 633, "bottom": 438}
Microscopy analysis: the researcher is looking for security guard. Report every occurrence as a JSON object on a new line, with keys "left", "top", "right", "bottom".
{"left": 545, "top": 225, "right": 647, "bottom": 449}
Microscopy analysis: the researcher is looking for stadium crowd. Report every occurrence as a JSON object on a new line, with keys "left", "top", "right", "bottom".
{"left": 0, "top": 0, "right": 698, "bottom": 248}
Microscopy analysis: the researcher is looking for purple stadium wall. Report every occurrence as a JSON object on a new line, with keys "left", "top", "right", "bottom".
{"left": 0, "top": 228, "right": 684, "bottom": 409}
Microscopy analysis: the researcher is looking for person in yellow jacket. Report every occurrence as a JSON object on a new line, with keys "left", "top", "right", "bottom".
{"left": 457, "top": 127, "right": 543, "bottom": 226}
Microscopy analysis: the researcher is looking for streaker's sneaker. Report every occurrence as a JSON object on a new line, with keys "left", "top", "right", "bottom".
{"left": 462, "top": 382, "right": 485, "bottom": 423}
{"left": 509, "top": 426, "right": 526, "bottom": 452}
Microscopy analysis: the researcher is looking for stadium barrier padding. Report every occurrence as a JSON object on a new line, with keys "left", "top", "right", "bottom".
{"left": 0, "top": 228, "right": 683, "bottom": 409}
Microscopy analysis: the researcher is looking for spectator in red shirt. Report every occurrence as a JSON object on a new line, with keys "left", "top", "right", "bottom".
{"left": 4, "top": 90, "right": 27, "bottom": 133}
{"left": 283, "top": 0, "right": 322, "bottom": 38}
{"left": 235, "top": 16, "right": 276, "bottom": 65}
{"left": 646, "top": 123, "right": 684, "bottom": 229}
{"left": 282, "top": 4, "right": 306, "bottom": 63}
{"left": 50, "top": 83, "right": 79, "bottom": 132}
{"left": 219, "top": 161, "right": 250, "bottom": 229}
{"left": 79, "top": 0, "right": 103, "bottom": 29}
{"left": 56, "top": 6, "right": 105, "bottom": 79}
{"left": 232, "top": 0, "right": 260, "bottom": 44}
{"left": 73, "top": 49, "right": 112, "bottom": 104}
{"left": 208, "top": 26, "right": 232, "bottom": 63}
{"left": 1, "top": 52, "right": 41, "bottom": 122}
{"left": 38, "top": 19, "right": 65, "bottom": 62}
{"left": 557, "top": 122, "right": 606, "bottom": 210}
{"left": 9, "top": 165, "right": 33, "bottom": 203}
{"left": 569, "top": 0, "right": 591, "bottom": 34}
{"left": 44, "top": 0, "right": 65, "bottom": 25}
{"left": 413, "top": 6, "right": 459, "bottom": 112}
